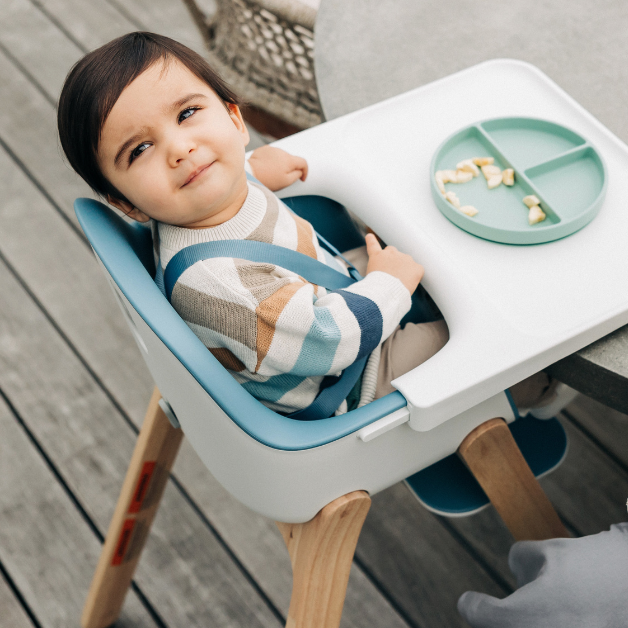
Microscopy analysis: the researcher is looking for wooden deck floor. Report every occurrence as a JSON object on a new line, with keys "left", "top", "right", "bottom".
{"left": 1, "top": 1, "right": 628, "bottom": 627}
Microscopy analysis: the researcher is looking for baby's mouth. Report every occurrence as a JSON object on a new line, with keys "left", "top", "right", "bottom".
{"left": 182, "top": 163, "right": 212, "bottom": 187}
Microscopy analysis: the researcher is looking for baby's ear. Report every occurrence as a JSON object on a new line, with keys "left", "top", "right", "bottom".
{"left": 227, "top": 103, "right": 250, "bottom": 147}
{"left": 107, "top": 195, "right": 151, "bottom": 223}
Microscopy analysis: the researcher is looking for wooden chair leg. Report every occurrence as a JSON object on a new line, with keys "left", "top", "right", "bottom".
{"left": 458, "top": 418, "right": 569, "bottom": 541}
{"left": 276, "top": 491, "right": 371, "bottom": 628}
{"left": 81, "top": 387, "right": 184, "bottom": 628}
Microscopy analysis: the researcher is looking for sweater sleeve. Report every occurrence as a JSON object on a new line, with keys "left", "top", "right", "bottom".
{"left": 252, "top": 268, "right": 411, "bottom": 377}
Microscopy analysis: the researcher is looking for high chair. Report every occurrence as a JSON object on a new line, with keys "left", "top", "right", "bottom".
{"left": 75, "top": 192, "right": 568, "bottom": 628}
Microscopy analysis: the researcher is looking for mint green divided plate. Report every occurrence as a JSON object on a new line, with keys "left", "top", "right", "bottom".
{"left": 430, "top": 117, "right": 608, "bottom": 244}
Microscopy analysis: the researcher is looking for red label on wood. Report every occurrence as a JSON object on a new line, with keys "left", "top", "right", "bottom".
{"left": 112, "top": 519, "right": 135, "bottom": 566}
{"left": 128, "top": 461, "right": 156, "bottom": 513}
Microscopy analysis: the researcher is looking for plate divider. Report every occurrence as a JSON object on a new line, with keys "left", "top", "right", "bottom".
{"left": 475, "top": 124, "right": 561, "bottom": 224}
{"left": 523, "top": 143, "right": 592, "bottom": 177}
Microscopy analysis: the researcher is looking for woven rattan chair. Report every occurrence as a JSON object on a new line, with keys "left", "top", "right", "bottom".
{"left": 183, "top": 0, "right": 322, "bottom": 137}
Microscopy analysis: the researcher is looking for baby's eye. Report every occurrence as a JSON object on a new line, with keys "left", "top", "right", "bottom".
{"left": 129, "top": 142, "right": 150, "bottom": 163}
{"left": 178, "top": 107, "right": 200, "bottom": 123}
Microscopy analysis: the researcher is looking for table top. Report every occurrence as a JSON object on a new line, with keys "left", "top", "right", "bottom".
{"left": 313, "top": 0, "right": 628, "bottom": 414}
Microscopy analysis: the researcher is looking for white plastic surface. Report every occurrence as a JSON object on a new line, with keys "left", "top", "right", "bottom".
{"left": 273, "top": 59, "right": 628, "bottom": 431}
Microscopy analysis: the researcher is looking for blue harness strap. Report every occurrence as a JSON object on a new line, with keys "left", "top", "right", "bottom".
{"left": 157, "top": 232, "right": 367, "bottom": 421}
{"left": 163, "top": 239, "right": 356, "bottom": 301}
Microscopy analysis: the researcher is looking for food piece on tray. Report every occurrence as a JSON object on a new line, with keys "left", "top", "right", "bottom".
{"left": 472, "top": 156, "right": 494, "bottom": 166}
{"left": 502, "top": 168, "right": 515, "bottom": 186}
{"left": 456, "top": 159, "right": 480, "bottom": 177}
{"left": 460, "top": 205, "right": 479, "bottom": 217}
{"left": 522, "top": 194, "right": 541, "bottom": 208}
{"left": 436, "top": 168, "right": 473, "bottom": 185}
{"left": 445, "top": 191, "right": 461, "bottom": 208}
{"left": 481, "top": 164, "right": 502, "bottom": 180}
{"left": 487, "top": 174, "right": 503, "bottom": 189}
{"left": 528, "top": 205, "right": 546, "bottom": 225}
{"left": 453, "top": 170, "right": 474, "bottom": 183}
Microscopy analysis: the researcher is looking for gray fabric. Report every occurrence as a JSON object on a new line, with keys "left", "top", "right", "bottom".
{"left": 458, "top": 523, "right": 628, "bottom": 628}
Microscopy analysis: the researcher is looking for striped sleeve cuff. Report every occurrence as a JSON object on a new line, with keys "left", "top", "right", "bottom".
{"left": 343, "top": 271, "right": 412, "bottom": 342}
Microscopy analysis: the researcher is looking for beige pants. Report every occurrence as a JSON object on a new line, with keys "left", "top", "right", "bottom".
{"left": 342, "top": 246, "right": 556, "bottom": 406}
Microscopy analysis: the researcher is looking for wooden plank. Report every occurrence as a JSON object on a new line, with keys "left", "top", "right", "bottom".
{"left": 539, "top": 417, "right": 628, "bottom": 536}
{"left": 355, "top": 483, "right": 507, "bottom": 628}
{"left": 439, "top": 507, "right": 516, "bottom": 589}
{"left": 0, "top": 0, "right": 205, "bottom": 110}
{"left": 0, "top": 46, "right": 92, "bottom": 229}
{"left": 563, "top": 393, "right": 628, "bottom": 468}
{"left": 31, "top": 0, "right": 206, "bottom": 55}
{"left": 104, "top": 0, "right": 208, "bottom": 55}
{"left": 0, "top": 0, "right": 84, "bottom": 104}
{"left": 0, "top": 393, "right": 160, "bottom": 628}
{"left": 0, "top": 122, "right": 154, "bottom": 423}
{"left": 30, "top": 0, "right": 136, "bottom": 51}
{"left": 0, "top": 249, "right": 281, "bottom": 627}
{"left": 0, "top": 569, "right": 38, "bottom": 628}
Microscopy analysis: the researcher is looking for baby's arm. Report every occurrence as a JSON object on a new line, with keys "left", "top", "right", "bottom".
{"left": 250, "top": 236, "right": 422, "bottom": 377}
{"left": 247, "top": 146, "right": 308, "bottom": 191}
{"left": 252, "top": 266, "right": 412, "bottom": 378}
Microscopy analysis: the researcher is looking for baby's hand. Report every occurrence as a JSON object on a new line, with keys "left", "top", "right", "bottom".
{"left": 365, "top": 233, "right": 424, "bottom": 294}
{"left": 247, "top": 146, "right": 308, "bottom": 191}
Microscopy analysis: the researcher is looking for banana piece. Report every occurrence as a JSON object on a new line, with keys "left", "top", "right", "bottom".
{"left": 456, "top": 159, "right": 480, "bottom": 177}
{"left": 528, "top": 205, "right": 546, "bottom": 225}
{"left": 487, "top": 174, "right": 503, "bottom": 189}
{"left": 445, "top": 191, "right": 461, "bottom": 208}
{"left": 502, "top": 169, "right": 515, "bottom": 186}
{"left": 460, "top": 205, "right": 479, "bottom": 217}
{"left": 472, "top": 156, "right": 494, "bottom": 166}
{"left": 522, "top": 194, "right": 541, "bottom": 208}
{"left": 482, "top": 164, "right": 502, "bottom": 180}
{"left": 454, "top": 170, "right": 474, "bottom": 183}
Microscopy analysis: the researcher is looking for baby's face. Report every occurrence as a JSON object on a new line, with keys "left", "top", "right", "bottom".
{"left": 98, "top": 59, "right": 250, "bottom": 228}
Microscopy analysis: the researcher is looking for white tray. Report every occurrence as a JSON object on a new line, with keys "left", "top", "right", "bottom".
{"left": 274, "top": 59, "right": 628, "bottom": 431}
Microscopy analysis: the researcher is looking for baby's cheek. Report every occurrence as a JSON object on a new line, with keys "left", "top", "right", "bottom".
{"left": 140, "top": 170, "right": 170, "bottom": 201}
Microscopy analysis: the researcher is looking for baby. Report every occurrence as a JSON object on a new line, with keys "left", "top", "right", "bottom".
{"left": 58, "top": 32, "right": 562, "bottom": 418}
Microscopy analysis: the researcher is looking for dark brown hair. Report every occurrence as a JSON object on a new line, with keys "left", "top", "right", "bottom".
{"left": 57, "top": 31, "right": 240, "bottom": 201}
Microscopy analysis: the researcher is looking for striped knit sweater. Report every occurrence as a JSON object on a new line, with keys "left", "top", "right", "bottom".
{"left": 156, "top": 181, "right": 411, "bottom": 414}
